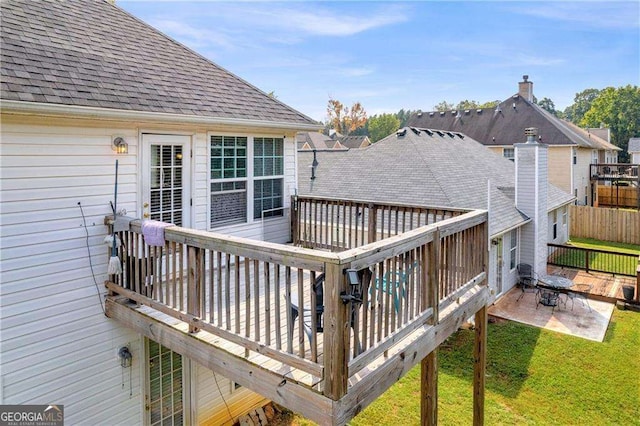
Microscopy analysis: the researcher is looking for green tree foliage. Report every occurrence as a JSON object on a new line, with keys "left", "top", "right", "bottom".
{"left": 433, "top": 101, "right": 455, "bottom": 111}
{"left": 580, "top": 85, "right": 640, "bottom": 162}
{"left": 368, "top": 113, "right": 401, "bottom": 142}
{"left": 563, "top": 88, "right": 601, "bottom": 124}
{"left": 396, "top": 109, "right": 415, "bottom": 127}
{"left": 536, "top": 97, "right": 562, "bottom": 117}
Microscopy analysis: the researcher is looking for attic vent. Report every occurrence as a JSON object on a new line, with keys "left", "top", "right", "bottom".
{"left": 423, "top": 129, "right": 433, "bottom": 136}
{"left": 476, "top": 109, "right": 482, "bottom": 114}
{"left": 410, "top": 127, "right": 421, "bottom": 135}
{"left": 446, "top": 132, "right": 455, "bottom": 138}
{"left": 429, "top": 112, "right": 434, "bottom": 117}
{"left": 417, "top": 111, "right": 423, "bottom": 117}
{"left": 396, "top": 128, "right": 407, "bottom": 137}
{"left": 451, "top": 110, "right": 457, "bottom": 115}
{"left": 513, "top": 94, "right": 519, "bottom": 99}
{"left": 439, "top": 111, "right": 445, "bottom": 116}
{"left": 495, "top": 105, "right": 502, "bottom": 114}
{"left": 456, "top": 133, "right": 464, "bottom": 139}
{"left": 464, "top": 110, "right": 470, "bottom": 115}
{"left": 435, "top": 130, "right": 444, "bottom": 137}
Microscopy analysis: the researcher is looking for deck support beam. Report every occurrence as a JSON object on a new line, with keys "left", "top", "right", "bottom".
{"left": 473, "top": 305, "right": 487, "bottom": 426}
{"left": 420, "top": 349, "right": 438, "bottom": 426}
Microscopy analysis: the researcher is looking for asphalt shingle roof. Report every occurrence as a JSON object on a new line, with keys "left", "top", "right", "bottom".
{"left": 1, "top": 0, "right": 318, "bottom": 126}
{"left": 298, "top": 128, "right": 574, "bottom": 237}
{"left": 407, "top": 95, "right": 619, "bottom": 150}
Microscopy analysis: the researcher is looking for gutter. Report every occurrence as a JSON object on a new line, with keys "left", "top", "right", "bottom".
{"left": 0, "top": 100, "right": 323, "bottom": 131}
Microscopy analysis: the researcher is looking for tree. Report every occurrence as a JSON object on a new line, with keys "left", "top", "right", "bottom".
{"left": 368, "top": 113, "right": 401, "bottom": 142}
{"left": 580, "top": 85, "right": 640, "bottom": 162}
{"left": 536, "top": 97, "right": 559, "bottom": 116}
{"left": 433, "top": 100, "right": 499, "bottom": 111}
{"left": 433, "top": 101, "right": 454, "bottom": 111}
{"left": 396, "top": 109, "right": 415, "bottom": 127}
{"left": 563, "top": 88, "right": 601, "bottom": 123}
{"left": 326, "top": 98, "right": 367, "bottom": 135}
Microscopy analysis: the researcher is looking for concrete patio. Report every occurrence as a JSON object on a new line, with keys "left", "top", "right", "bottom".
{"left": 488, "top": 285, "right": 615, "bottom": 342}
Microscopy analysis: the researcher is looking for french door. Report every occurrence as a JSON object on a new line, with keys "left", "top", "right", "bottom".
{"left": 141, "top": 134, "right": 191, "bottom": 227}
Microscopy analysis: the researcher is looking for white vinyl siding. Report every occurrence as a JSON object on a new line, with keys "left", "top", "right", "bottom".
{"left": 0, "top": 121, "right": 142, "bottom": 425}
{"left": 0, "top": 117, "right": 299, "bottom": 425}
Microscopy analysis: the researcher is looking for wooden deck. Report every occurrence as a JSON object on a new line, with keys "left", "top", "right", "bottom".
{"left": 546, "top": 265, "right": 637, "bottom": 301}
{"left": 105, "top": 196, "right": 490, "bottom": 425}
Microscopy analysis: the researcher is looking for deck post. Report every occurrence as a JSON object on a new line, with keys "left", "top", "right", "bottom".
{"left": 420, "top": 350, "right": 438, "bottom": 426}
{"left": 368, "top": 202, "right": 377, "bottom": 244}
{"left": 473, "top": 305, "right": 487, "bottom": 426}
{"left": 323, "top": 262, "right": 349, "bottom": 400}
{"left": 187, "top": 246, "right": 203, "bottom": 333}
{"left": 420, "top": 229, "right": 440, "bottom": 425}
{"left": 291, "top": 195, "right": 299, "bottom": 245}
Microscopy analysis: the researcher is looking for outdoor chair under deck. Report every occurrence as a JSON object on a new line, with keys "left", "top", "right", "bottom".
{"left": 516, "top": 263, "right": 539, "bottom": 302}
{"left": 561, "top": 284, "right": 593, "bottom": 312}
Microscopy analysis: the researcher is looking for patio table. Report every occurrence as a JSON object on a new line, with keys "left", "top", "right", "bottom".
{"left": 538, "top": 275, "right": 573, "bottom": 307}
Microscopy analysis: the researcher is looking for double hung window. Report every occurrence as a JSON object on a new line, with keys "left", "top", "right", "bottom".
{"left": 209, "top": 135, "right": 284, "bottom": 228}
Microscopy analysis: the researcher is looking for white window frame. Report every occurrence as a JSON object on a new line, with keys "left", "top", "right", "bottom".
{"left": 503, "top": 147, "right": 515, "bottom": 161}
{"left": 207, "top": 133, "right": 285, "bottom": 230}
{"left": 552, "top": 210, "right": 558, "bottom": 240}
{"left": 562, "top": 206, "right": 567, "bottom": 227}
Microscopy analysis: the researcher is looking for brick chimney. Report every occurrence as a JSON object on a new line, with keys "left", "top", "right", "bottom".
{"left": 518, "top": 75, "right": 534, "bottom": 102}
{"left": 515, "top": 127, "right": 548, "bottom": 276}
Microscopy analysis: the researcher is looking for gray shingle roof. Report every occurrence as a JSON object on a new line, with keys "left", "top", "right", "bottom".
{"left": 406, "top": 95, "right": 618, "bottom": 150}
{"left": 1, "top": 0, "right": 318, "bottom": 126}
{"left": 298, "top": 128, "right": 574, "bottom": 237}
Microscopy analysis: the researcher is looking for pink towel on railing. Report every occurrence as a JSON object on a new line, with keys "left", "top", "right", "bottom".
{"left": 141, "top": 220, "right": 172, "bottom": 247}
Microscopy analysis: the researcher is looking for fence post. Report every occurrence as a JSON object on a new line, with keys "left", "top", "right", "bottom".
{"left": 368, "top": 203, "right": 377, "bottom": 245}
{"left": 290, "top": 195, "right": 298, "bottom": 245}
{"left": 636, "top": 256, "right": 640, "bottom": 303}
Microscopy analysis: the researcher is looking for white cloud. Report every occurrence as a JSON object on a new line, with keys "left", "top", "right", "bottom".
{"left": 510, "top": 2, "right": 639, "bottom": 30}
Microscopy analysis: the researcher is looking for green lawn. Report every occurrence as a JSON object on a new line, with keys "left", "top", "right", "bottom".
{"left": 567, "top": 237, "right": 640, "bottom": 255}
{"left": 280, "top": 310, "right": 640, "bottom": 425}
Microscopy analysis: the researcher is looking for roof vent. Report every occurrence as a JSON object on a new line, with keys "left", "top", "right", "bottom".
{"left": 464, "top": 110, "right": 470, "bottom": 115}
{"left": 513, "top": 94, "right": 519, "bottom": 99}
{"left": 495, "top": 105, "right": 502, "bottom": 114}
{"left": 440, "top": 111, "right": 445, "bottom": 116}
{"left": 396, "top": 128, "right": 407, "bottom": 137}
{"left": 456, "top": 133, "right": 464, "bottom": 139}
{"left": 429, "top": 112, "right": 434, "bottom": 117}
{"left": 451, "top": 110, "right": 457, "bottom": 115}
{"left": 417, "top": 111, "right": 423, "bottom": 117}
{"left": 477, "top": 109, "right": 482, "bottom": 114}
{"left": 410, "top": 127, "right": 421, "bottom": 135}
{"left": 435, "top": 130, "right": 444, "bottom": 137}
{"left": 423, "top": 129, "right": 433, "bottom": 136}
{"left": 446, "top": 132, "right": 455, "bottom": 138}
{"left": 524, "top": 127, "right": 538, "bottom": 143}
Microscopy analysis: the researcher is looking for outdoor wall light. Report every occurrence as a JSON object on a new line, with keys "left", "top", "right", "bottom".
{"left": 340, "top": 268, "right": 363, "bottom": 305}
{"left": 112, "top": 136, "right": 128, "bottom": 154}
{"left": 118, "top": 346, "right": 132, "bottom": 368}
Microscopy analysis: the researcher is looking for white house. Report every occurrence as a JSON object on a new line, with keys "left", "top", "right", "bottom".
{"left": 297, "top": 127, "right": 575, "bottom": 302}
{"left": 0, "top": 1, "right": 320, "bottom": 424}
{"left": 630, "top": 138, "right": 640, "bottom": 164}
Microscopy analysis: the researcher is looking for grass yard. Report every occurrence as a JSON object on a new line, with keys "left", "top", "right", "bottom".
{"left": 277, "top": 309, "right": 640, "bottom": 425}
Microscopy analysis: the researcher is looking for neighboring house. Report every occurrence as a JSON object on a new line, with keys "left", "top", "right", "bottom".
{"left": 630, "top": 138, "right": 640, "bottom": 164}
{"left": 0, "top": 1, "right": 320, "bottom": 424}
{"left": 296, "top": 132, "right": 370, "bottom": 151}
{"left": 298, "top": 127, "right": 574, "bottom": 302}
{"left": 406, "top": 76, "right": 621, "bottom": 206}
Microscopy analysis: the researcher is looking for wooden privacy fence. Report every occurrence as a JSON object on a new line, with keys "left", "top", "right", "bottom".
{"left": 569, "top": 205, "right": 640, "bottom": 245}
{"left": 596, "top": 185, "right": 639, "bottom": 209}
{"left": 106, "top": 204, "right": 487, "bottom": 401}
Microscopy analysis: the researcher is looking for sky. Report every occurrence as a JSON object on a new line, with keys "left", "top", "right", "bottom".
{"left": 119, "top": 1, "right": 640, "bottom": 123}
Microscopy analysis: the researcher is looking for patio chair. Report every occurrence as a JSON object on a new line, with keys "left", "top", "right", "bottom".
{"left": 561, "top": 284, "right": 592, "bottom": 312}
{"left": 516, "top": 263, "right": 539, "bottom": 302}
{"left": 370, "top": 261, "right": 418, "bottom": 312}
{"left": 290, "top": 273, "right": 325, "bottom": 344}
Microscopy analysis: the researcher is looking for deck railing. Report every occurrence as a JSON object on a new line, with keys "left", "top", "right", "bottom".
{"left": 291, "top": 195, "right": 467, "bottom": 250}
{"left": 106, "top": 199, "right": 487, "bottom": 401}
{"left": 547, "top": 243, "right": 639, "bottom": 277}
